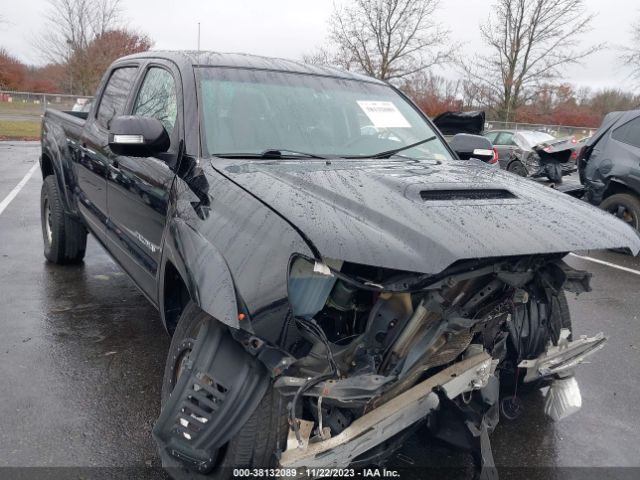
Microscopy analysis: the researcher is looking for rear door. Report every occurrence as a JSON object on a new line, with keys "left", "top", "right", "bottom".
{"left": 105, "top": 61, "right": 182, "bottom": 302}
{"left": 76, "top": 65, "right": 139, "bottom": 243}
{"left": 608, "top": 115, "right": 640, "bottom": 193}
{"left": 493, "top": 131, "right": 519, "bottom": 159}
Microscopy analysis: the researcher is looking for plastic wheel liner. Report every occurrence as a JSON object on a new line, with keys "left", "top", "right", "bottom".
{"left": 153, "top": 318, "right": 270, "bottom": 474}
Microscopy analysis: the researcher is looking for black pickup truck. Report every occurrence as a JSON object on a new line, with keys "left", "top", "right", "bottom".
{"left": 40, "top": 51, "right": 639, "bottom": 478}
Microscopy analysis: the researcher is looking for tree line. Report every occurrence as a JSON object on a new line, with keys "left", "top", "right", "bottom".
{"left": 1, "top": 0, "right": 639, "bottom": 128}
{"left": 306, "top": 0, "right": 640, "bottom": 127}
{"left": 0, "top": 0, "right": 150, "bottom": 95}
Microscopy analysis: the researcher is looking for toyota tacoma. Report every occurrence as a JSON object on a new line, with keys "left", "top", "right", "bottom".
{"left": 39, "top": 51, "right": 640, "bottom": 478}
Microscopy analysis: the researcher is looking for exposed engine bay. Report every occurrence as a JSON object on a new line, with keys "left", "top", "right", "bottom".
{"left": 275, "top": 253, "right": 604, "bottom": 473}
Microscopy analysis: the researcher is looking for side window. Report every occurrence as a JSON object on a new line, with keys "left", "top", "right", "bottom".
{"left": 96, "top": 67, "right": 138, "bottom": 129}
{"left": 484, "top": 131, "right": 498, "bottom": 143}
{"left": 133, "top": 67, "right": 178, "bottom": 136}
{"left": 612, "top": 117, "right": 640, "bottom": 149}
{"left": 495, "top": 132, "right": 514, "bottom": 145}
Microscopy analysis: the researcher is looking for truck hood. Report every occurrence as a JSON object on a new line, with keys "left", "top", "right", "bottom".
{"left": 213, "top": 158, "right": 640, "bottom": 274}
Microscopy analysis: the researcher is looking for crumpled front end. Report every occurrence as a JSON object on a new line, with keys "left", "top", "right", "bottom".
{"left": 154, "top": 249, "right": 608, "bottom": 478}
{"left": 273, "top": 253, "right": 605, "bottom": 473}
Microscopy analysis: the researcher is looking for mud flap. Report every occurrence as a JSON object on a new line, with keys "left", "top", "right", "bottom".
{"left": 153, "top": 319, "right": 270, "bottom": 474}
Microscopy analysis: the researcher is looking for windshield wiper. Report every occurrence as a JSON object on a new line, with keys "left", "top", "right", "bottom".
{"left": 260, "top": 149, "right": 326, "bottom": 159}
{"left": 346, "top": 136, "right": 438, "bottom": 159}
{"left": 212, "top": 149, "right": 326, "bottom": 160}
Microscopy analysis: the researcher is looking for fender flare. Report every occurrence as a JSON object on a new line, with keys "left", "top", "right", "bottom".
{"left": 159, "top": 217, "right": 240, "bottom": 331}
{"left": 41, "top": 122, "right": 76, "bottom": 214}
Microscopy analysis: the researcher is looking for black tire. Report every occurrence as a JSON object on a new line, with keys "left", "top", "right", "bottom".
{"left": 41, "top": 175, "right": 87, "bottom": 264}
{"left": 161, "top": 303, "right": 288, "bottom": 478}
{"left": 501, "top": 291, "right": 573, "bottom": 397}
{"left": 600, "top": 193, "right": 640, "bottom": 231}
{"left": 550, "top": 290, "right": 572, "bottom": 342}
{"left": 507, "top": 160, "right": 527, "bottom": 177}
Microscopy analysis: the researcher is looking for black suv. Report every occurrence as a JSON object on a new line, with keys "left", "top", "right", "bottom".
{"left": 579, "top": 110, "right": 640, "bottom": 230}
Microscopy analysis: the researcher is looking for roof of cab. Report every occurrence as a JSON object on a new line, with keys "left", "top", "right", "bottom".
{"left": 118, "top": 50, "right": 385, "bottom": 85}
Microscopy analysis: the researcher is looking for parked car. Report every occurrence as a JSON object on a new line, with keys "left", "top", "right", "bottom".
{"left": 39, "top": 51, "right": 639, "bottom": 478}
{"left": 433, "top": 110, "right": 499, "bottom": 166}
{"left": 484, "top": 129, "right": 577, "bottom": 181}
{"left": 579, "top": 110, "right": 640, "bottom": 230}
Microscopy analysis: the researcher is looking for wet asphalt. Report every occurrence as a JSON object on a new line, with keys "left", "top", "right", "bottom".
{"left": 1, "top": 141, "right": 639, "bottom": 478}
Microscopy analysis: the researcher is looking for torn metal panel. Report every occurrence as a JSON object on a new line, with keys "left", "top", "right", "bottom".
{"left": 518, "top": 329, "right": 607, "bottom": 383}
{"left": 279, "top": 352, "right": 492, "bottom": 469}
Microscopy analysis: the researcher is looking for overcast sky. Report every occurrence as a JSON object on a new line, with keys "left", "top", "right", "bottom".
{"left": 1, "top": 0, "right": 638, "bottom": 91}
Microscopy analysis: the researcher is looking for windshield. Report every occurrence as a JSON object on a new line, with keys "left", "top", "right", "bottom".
{"left": 197, "top": 67, "right": 452, "bottom": 160}
{"left": 513, "top": 131, "right": 555, "bottom": 150}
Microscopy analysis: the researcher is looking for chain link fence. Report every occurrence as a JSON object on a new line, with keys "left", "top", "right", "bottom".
{"left": 485, "top": 120, "right": 597, "bottom": 140}
{"left": 1, "top": 90, "right": 597, "bottom": 141}
{"left": 0, "top": 90, "right": 93, "bottom": 122}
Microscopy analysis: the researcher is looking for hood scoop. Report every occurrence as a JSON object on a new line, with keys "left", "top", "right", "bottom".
{"left": 419, "top": 188, "right": 517, "bottom": 201}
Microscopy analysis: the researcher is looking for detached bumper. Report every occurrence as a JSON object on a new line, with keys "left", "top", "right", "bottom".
{"left": 280, "top": 352, "right": 493, "bottom": 469}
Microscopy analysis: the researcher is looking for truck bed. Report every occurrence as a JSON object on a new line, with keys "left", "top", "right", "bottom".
{"left": 43, "top": 109, "right": 87, "bottom": 140}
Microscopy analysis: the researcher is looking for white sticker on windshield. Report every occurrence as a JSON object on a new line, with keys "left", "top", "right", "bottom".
{"left": 357, "top": 101, "right": 411, "bottom": 128}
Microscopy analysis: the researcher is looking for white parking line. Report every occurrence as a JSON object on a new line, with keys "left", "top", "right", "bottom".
{"left": 570, "top": 253, "right": 640, "bottom": 277}
{"left": 0, "top": 163, "right": 39, "bottom": 216}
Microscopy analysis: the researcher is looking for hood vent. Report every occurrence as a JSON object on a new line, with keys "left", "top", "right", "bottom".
{"left": 420, "top": 188, "right": 517, "bottom": 201}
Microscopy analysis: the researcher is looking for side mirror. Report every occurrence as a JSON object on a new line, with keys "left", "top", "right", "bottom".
{"left": 450, "top": 133, "right": 494, "bottom": 162}
{"left": 108, "top": 116, "right": 170, "bottom": 157}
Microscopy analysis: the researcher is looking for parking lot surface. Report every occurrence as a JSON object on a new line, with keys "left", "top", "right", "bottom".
{"left": 1, "top": 142, "right": 640, "bottom": 478}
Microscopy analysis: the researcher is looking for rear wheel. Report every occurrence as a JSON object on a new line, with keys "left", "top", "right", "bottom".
{"left": 507, "top": 160, "right": 527, "bottom": 177}
{"left": 41, "top": 176, "right": 87, "bottom": 264}
{"left": 600, "top": 193, "right": 640, "bottom": 231}
{"left": 161, "top": 303, "right": 288, "bottom": 478}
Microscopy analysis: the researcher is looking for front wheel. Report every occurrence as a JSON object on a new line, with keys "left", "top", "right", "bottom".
{"left": 502, "top": 291, "right": 572, "bottom": 395}
{"left": 160, "top": 303, "right": 288, "bottom": 478}
{"left": 41, "top": 176, "right": 87, "bottom": 264}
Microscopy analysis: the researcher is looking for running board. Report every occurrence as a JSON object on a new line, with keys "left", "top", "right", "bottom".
{"left": 279, "top": 352, "right": 493, "bottom": 469}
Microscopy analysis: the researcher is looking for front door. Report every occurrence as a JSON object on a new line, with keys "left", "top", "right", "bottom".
{"left": 105, "top": 63, "right": 182, "bottom": 302}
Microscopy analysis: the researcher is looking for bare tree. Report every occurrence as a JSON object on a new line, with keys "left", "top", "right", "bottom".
{"left": 36, "top": 0, "right": 123, "bottom": 94}
{"left": 302, "top": 46, "right": 353, "bottom": 70}
{"left": 38, "top": 0, "right": 123, "bottom": 63}
{"left": 621, "top": 19, "right": 640, "bottom": 86}
{"left": 35, "top": 0, "right": 152, "bottom": 95}
{"left": 327, "top": 0, "right": 453, "bottom": 82}
{"left": 465, "top": 0, "right": 601, "bottom": 121}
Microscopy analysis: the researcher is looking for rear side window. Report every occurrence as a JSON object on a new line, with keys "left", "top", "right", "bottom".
{"left": 96, "top": 67, "right": 138, "bottom": 129}
{"left": 484, "top": 131, "right": 498, "bottom": 143}
{"left": 612, "top": 117, "right": 640, "bottom": 148}
{"left": 495, "top": 132, "right": 515, "bottom": 145}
